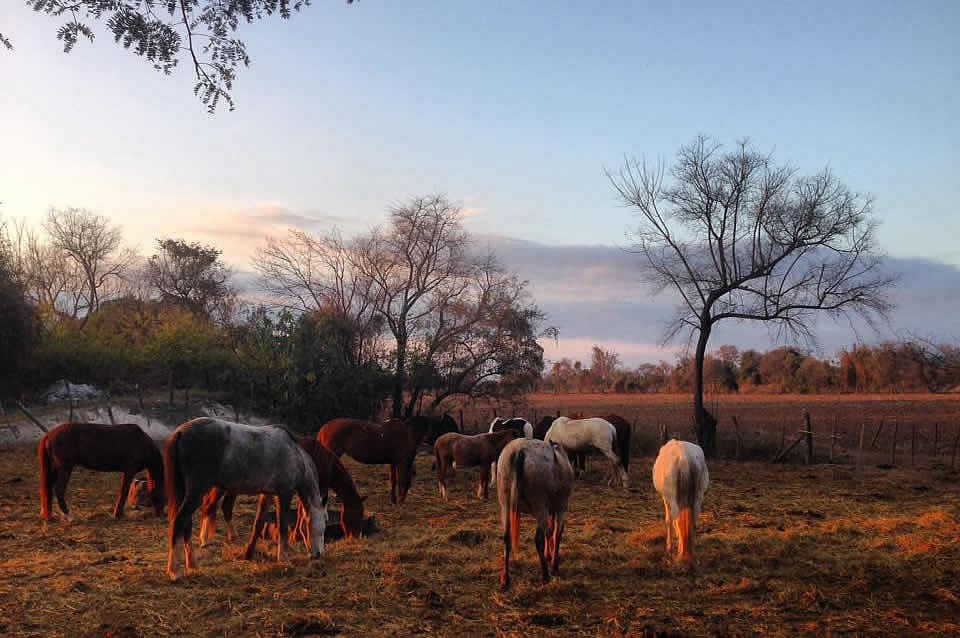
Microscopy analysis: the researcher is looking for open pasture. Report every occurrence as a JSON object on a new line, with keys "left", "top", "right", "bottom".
{"left": 1, "top": 437, "right": 958, "bottom": 637}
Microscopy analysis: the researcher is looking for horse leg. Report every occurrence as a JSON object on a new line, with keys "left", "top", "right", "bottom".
{"left": 275, "top": 494, "right": 292, "bottom": 562}
{"left": 54, "top": 465, "right": 73, "bottom": 522}
{"left": 535, "top": 512, "right": 550, "bottom": 583}
{"left": 551, "top": 513, "right": 565, "bottom": 577}
{"left": 242, "top": 494, "right": 269, "bottom": 560}
{"left": 222, "top": 492, "right": 237, "bottom": 544}
{"left": 662, "top": 497, "right": 673, "bottom": 555}
{"left": 113, "top": 471, "right": 134, "bottom": 519}
{"left": 478, "top": 466, "right": 490, "bottom": 500}
{"left": 199, "top": 488, "right": 219, "bottom": 547}
{"left": 500, "top": 508, "right": 511, "bottom": 591}
{"left": 438, "top": 458, "right": 448, "bottom": 503}
{"left": 167, "top": 486, "right": 205, "bottom": 581}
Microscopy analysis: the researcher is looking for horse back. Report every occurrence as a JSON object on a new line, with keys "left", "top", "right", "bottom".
{"left": 44, "top": 422, "right": 157, "bottom": 472}
{"left": 318, "top": 418, "right": 410, "bottom": 464}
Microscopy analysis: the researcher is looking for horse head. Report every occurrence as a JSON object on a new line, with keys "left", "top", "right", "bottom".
{"left": 150, "top": 482, "right": 166, "bottom": 516}
{"left": 341, "top": 495, "right": 368, "bottom": 538}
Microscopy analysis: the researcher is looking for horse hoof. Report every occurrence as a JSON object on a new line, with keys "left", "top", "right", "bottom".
{"left": 167, "top": 569, "right": 181, "bottom": 582}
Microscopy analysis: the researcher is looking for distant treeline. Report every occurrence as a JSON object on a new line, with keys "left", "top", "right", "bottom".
{"left": 0, "top": 199, "right": 549, "bottom": 430}
{"left": 541, "top": 342, "right": 960, "bottom": 395}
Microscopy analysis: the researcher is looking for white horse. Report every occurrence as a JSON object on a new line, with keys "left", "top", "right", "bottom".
{"left": 652, "top": 439, "right": 709, "bottom": 564}
{"left": 487, "top": 417, "right": 533, "bottom": 485}
{"left": 544, "top": 416, "right": 628, "bottom": 488}
{"left": 496, "top": 438, "right": 574, "bottom": 589}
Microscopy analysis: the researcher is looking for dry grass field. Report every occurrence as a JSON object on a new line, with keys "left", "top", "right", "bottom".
{"left": 2, "top": 400, "right": 959, "bottom": 638}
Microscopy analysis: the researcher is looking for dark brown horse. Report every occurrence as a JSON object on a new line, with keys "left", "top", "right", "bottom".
{"left": 533, "top": 415, "right": 555, "bottom": 440}
{"left": 38, "top": 422, "right": 164, "bottom": 528}
{"left": 317, "top": 418, "right": 421, "bottom": 505}
{"left": 198, "top": 436, "right": 367, "bottom": 552}
{"left": 433, "top": 429, "right": 521, "bottom": 501}
{"left": 404, "top": 413, "right": 460, "bottom": 445}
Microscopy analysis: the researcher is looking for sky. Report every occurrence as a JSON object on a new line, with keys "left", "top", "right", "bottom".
{"left": 2, "top": 1, "right": 959, "bottom": 366}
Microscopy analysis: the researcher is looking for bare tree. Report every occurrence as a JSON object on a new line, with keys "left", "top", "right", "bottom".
{"left": 45, "top": 207, "right": 132, "bottom": 324}
{"left": 253, "top": 228, "right": 382, "bottom": 363}
{"left": 353, "top": 195, "right": 472, "bottom": 417}
{"left": 590, "top": 344, "right": 621, "bottom": 393}
{"left": 607, "top": 137, "right": 894, "bottom": 455}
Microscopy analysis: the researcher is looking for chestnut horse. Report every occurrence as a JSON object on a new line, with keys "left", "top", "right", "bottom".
{"left": 317, "top": 418, "right": 421, "bottom": 505}
{"left": 164, "top": 418, "right": 329, "bottom": 581}
{"left": 38, "top": 422, "right": 164, "bottom": 528}
{"left": 497, "top": 438, "right": 575, "bottom": 590}
{"left": 433, "top": 429, "right": 521, "bottom": 501}
{"left": 198, "top": 437, "right": 367, "bottom": 550}
{"left": 653, "top": 439, "right": 709, "bottom": 565}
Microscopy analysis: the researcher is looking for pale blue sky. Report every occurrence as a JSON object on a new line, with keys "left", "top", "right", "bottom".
{"left": 2, "top": 1, "right": 958, "bottom": 363}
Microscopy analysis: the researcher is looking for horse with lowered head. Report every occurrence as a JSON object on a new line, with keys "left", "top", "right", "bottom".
{"left": 567, "top": 413, "right": 632, "bottom": 476}
{"left": 653, "top": 439, "right": 709, "bottom": 566}
{"left": 164, "top": 418, "right": 329, "bottom": 581}
{"left": 38, "top": 422, "right": 164, "bottom": 528}
{"left": 497, "top": 438, "right": 575, "bottom": 590}
{"left": 317, "top": 417, "right": 422, "bottom": 505}
{"left": 544, "top": 416, "right": 629, "bottom": 487}
{"left": 197, "top": 436, "right": 367, "bottom": 551}
{"left": 433, "top": 429, "right": 522, "bottom": 501}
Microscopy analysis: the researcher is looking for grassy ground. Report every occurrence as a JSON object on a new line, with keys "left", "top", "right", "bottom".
{"left": 1, "top": 440, "right": 958, "bottom": 637}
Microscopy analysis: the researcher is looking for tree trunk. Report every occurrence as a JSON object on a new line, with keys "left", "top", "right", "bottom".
{"left": 391, "top": 335, "right": 407, "bottom": 418}
{"left": 693, "top": 320, "right": 715, "bottom": 457}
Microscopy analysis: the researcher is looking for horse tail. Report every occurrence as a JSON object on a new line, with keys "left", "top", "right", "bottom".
{"left": 674, "top": 460, "right": 700, "bottom": 561}
{"left": 508, "top": 449, "right": 524, "bottom": 553}
{"left": 38, "top": 437, "right": 54, "bottom": 521}
{"left": 163, "top": 429, "right": 185, "bottom": 529}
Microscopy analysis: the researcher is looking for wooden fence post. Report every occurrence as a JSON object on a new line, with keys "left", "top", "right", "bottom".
{"left": 856, "top": 422, "right": 865, "bottom": 476}
{"left": 732, "top": 415, "right": 742, "bottom": 461}
{"left": 870, "top": 418, "right": 885, "bottom": 450}
{"left": 910, "top": 423, "right": 916, "bottom": 467}
{"left": 830, "top": 416, "right": 838, "bottom": 463}
{"left": 951, "top": 425, "right": 960, "bottom": 472}
{"left": 933, "top": 423, "right": 939, "bottom": 459}
{"left": 803, "top": 410, "right": 814, "bottom": 465}
{"left": 890, "top": 420, "right": 899, "bottom": 467}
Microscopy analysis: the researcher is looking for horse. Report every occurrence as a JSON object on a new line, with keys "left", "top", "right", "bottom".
{"left": 404, "top": 413, "right": 460, "bottom": 445}
{"left": 163, "top": 418, "right": 329, "bottom": 581}
{"left": 317, "top": 417, "right": 420, "bottom": 505}
{"left": 486, "top": 417, "right": 533, "bottom": 485}
{"left": 197, "top": 437, "right": 367, "bottom": 550}
{"left": 544, "top": 417, "right": 629, "bottom": 487}
{"left": 568, "top": 413, "right": 632, "bottom": 476}
{"left": 37, "top": 422, "right": 164, "bottom": 528}
{"left": 496, "top": 438, "right": 575, "bottom": 590}
{"left": 433, "top": 429, "right": 521, "bottom": 501}
{"left": 532, "top": 415, "right": 555, "bottom": 440}
{"left": 652, "top": 439, "right": 709, "bottom": 565}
